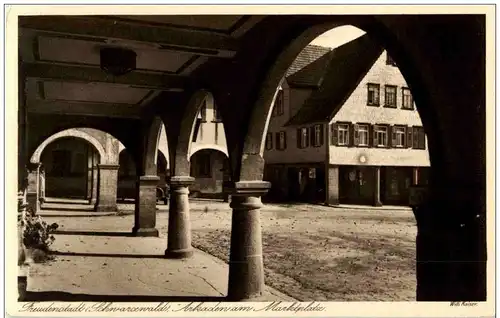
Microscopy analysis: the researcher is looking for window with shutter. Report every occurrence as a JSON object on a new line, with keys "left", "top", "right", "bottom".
{"left": 313, "top": 124, "right": 322, "bottom": 147}
{"left": 384, "top": 85, "right": 397, "bottom": 108}
{"left": 265, "top": 132, "right": 273, "bottom": 150}
{"left": 402, "top": 88, "right": 414, "bottom": 110}
{"left": 304, "top": 128, "right": 310, "bottom": 147}
{"left": 298, "top": 127, "right": 309, "bottom": 148}
{"left": 276, "top": 131, "right": 286, "bottom": 150}
{"left": 367, "top": 83, "right": 380, "bottom": 106}
{"left": 373, "top": 125, "right": 389, "bottom": 147}
{"left": 337, "top": 123, "right": 350, "bottom": 146}
{"left": 357, "top": 124, "right": 369, "bottom": 146}
{"left": 393, "top": 126, "right": 406, "bottom": 147}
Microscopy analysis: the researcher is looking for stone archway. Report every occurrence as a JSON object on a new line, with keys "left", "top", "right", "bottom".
{"left": 30, "top": 128, "right": 107, "bottom": 165}
{"left": 189, "top": 148, "right": 229, "bottom": 199}
{"left": 223, "top": 17, "right": 485, "bottom": 301}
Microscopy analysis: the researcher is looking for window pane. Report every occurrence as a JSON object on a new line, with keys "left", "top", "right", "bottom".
{"left": 358, "top": 125, "right": 369, "bottom": 146}
{"left": 385, "top": 86, "right": 396, "bottom": 107}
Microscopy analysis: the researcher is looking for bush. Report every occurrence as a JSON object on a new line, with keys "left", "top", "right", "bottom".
{"left": 21, "top": 208, "right": 59, "bottom": 252}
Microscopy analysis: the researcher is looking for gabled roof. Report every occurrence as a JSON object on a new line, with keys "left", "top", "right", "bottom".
{"left": 285, "top": 34, "right": 384, "bottom": 126}
{"left": 286, "top": 52, "right": 333, "bottom": 88}
{"left": 285, "top": 45, "right": 331, "bottom": 77}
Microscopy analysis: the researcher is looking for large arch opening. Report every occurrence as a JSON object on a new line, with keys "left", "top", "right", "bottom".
{"left": 189, "top": 148, "right": 230, "bottom": 199}
{"left": 40, "top": 137, "right": 100, "bottom": 200}
{"left": 256, "top": 24, "right": 432, "bottom": 300}
{"left": 117, "top": 148, "right": 170, "bottom": 203}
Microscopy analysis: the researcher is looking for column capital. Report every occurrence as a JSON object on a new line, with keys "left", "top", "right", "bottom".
{"left": 170, "top": 176, "right": 194, "bottom": 187}
{"left": 97, "top": 164, "right": 120, "bottom": 170}
{"left": 227, "top": 181, "right": 271, "bottom": 197}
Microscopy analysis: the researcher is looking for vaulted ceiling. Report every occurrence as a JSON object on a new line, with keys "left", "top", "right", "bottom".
{"left": 19, "top": 15, "right": 264, "bottom": 119}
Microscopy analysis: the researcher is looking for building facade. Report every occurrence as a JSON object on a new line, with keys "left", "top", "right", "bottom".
{"left": 263, "top": 37, "right": 431, "bottom": 206}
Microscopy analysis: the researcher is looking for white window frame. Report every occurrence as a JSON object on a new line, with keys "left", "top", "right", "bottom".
{"left": 300, "top": 127, "right": 308, "bottom": 148}
{"left": 337, "top": 123, "right": 349, "bottom": 146}
{"left": 384, "top": 85, "right": 397, "bottom": 108}
{"left": 367, "top": 83, "right": 380, "bottom": 106}
{"left": 314, "top": 124, "right": 322, "bottom": 146}
{"left": 402, "top": 88, "right": 414, "bottom": 110}
{"left": 358, "top": 124, "right": 369, "bottom": 146}
{"left": 375, "top": 126, "right": 388, "bottom": 147}
{"left": 394, "top": 126, "right": 406, "bottom": 147}
{"left": 278, "top": 131, "right": 286, "bottom": 150}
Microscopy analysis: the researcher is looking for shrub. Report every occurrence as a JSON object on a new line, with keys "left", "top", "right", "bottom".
{"left": 21, "top": 208, "right": 59, "bottom": 252}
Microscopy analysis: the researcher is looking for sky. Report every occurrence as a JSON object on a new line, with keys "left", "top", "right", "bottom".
{"left": 310, "top": 25, "right": 366, "bottom": 49}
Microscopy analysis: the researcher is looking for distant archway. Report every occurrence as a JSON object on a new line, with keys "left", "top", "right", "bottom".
{"left": 189, "top": 148, "right": 229, "bottom": 199}
{"left": 31, "top": 128, "right": 107, "bottom": 164}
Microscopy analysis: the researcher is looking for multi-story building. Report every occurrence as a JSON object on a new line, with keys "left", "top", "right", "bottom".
{"left": 263, "top": 35, "right": 431, "bottom": 206}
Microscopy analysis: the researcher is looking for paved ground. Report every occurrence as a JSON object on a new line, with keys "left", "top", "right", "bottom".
{"left": 27, "top": 200, "right": 294, "bottom": 302}
{"left": 32, "top": 199, "right": 416, "bottom": 301}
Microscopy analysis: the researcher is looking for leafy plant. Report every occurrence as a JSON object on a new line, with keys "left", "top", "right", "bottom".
{"left": 21, "top": 208, "right": 59, "bottom": 252}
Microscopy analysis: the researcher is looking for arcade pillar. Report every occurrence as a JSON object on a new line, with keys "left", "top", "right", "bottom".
{"left": 94, "top": 164, "right": 119, "bottom": 212}
{"left": 227, "top": 181, "right": 270, "bottom": 301}
{"left": 165, "top": 176, "right": 194, "bottom": 258}
{"left": 132, "top": 175, "right": 160, "bottom": 237}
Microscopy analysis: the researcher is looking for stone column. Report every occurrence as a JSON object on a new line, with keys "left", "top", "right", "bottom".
{"left": 26, "top": 163, "right": 40, "bottom": 214}
{"left": 373, "top": 166, "right": 383, "bottom": 207}
{"left": 325, "top": 165, "right": 339, "bottom": 206}
{"left": 132, "top": 175, "right": 160, "bottom": 237}
{"left": 90, "top": 165, "right": 98, "bottom": 205}
{"left": 94, "top": 164, "right": 119, "bottom": 212}
{"left": 86, "top": 152, "right": 93, "bottom": 200}
{"left": 165, "top": 176, "right": 194, "bottom": 258}
{"left": 227, "top": 181, "right": 271, "bottom": 301}
{"left": 39, "top": 167, "right": 46, "bottom": 204}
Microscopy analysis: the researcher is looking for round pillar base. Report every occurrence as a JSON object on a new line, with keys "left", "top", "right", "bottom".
{"left": 165, "top": 248, "right": 194, "bottom": 259}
